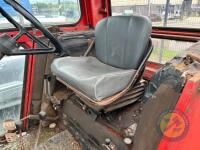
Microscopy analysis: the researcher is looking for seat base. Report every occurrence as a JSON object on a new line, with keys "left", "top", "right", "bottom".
{"left": 58, "top": 76, "right": 146, "bottom": 112}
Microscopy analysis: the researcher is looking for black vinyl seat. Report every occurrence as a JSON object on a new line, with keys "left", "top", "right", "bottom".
{"left": 51, "top": 16, "right": 152, "bottom": 107}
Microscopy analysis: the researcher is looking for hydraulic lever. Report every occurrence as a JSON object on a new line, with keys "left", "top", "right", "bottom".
{"left": 44, "top": 74, "right": 64, "bottom": 110}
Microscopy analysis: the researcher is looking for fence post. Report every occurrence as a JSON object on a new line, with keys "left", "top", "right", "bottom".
{"left": 159, "top": 0, "right": 170, "bottom": 63}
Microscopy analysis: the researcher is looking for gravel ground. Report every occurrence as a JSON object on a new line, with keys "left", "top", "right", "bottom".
{"left": 0, "top": 127, "right": 81, "bottom": 150}
{"left": 38, "top": 130, "right": 81, "bottom": 150}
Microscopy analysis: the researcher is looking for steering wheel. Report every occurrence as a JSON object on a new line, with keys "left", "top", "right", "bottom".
{"left": 0, "top": 0, "right": 66, "bottom": 56}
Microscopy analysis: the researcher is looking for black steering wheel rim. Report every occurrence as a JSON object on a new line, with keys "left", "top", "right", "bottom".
{"left": 3, "top": 0, "right": 64, "bottom": 54}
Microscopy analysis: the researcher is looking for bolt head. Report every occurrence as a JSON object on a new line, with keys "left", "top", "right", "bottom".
{"left": 105, "top": 138, "right": 111, "bottom": 145}
{"left": 123, "top": 137, "right": 132, "bottom": 145}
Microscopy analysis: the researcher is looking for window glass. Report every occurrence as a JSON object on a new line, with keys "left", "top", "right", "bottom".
{"left": 111, "top": 0, "right": 200, "bottom": 28}
{"left": 0, "top": 0, "right": 81, "bottom": 29}
{"left": 0, "top": 55, "right": 25, "bottom": 134}
{"left": 150, "top": 38, "right": 193, "bottom": 63}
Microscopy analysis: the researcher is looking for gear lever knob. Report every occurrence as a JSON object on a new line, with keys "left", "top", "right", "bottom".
{"left": 38, "top": 111, "right": 47, "bottom": 120}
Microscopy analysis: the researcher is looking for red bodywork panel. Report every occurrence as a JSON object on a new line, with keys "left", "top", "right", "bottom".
{"left": 23, "top": 55, "right": 35, "bottom": 127}
{"left": 1, "top": 1, "right": 200, "bottom": 149}
{"left": 158, "top": 73, "right": 200, "bottom": 150}
{"left": 144, "top": 61, "right": 162, "bottom": 80}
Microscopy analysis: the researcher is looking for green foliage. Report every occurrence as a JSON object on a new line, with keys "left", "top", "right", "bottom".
{"left": 149, "top": 47, "right": 181, "bottom": 63}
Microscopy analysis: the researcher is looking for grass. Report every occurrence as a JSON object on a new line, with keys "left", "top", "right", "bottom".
{"left": 149, "top": 47, "right": 181, "bottom": 63}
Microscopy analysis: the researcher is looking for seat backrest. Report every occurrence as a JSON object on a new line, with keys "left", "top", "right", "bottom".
{"left": 95, "top": 16, "right": 152, "bottom": 69}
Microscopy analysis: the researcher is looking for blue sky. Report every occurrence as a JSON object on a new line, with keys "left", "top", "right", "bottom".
{"left": 29, "top": 0, "right": 77, "bottom": 4}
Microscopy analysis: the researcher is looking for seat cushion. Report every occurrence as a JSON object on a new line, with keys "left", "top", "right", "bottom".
{"left": 51, "top": 56, "right": 135, "bottom": 101}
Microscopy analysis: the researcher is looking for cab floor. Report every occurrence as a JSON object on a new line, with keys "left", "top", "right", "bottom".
{"left": 0, "top": 127, "right": 81, "bottom": 150}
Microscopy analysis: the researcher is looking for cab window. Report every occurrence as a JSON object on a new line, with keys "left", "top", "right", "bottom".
{"left": 111, "top": 0, "right": 197, "bottom": 64}
{"left": 0, "top": 0, "right": 81, "bottom": 29}
{"left": 111, "top": 0, "right": 200, "bottom": 28}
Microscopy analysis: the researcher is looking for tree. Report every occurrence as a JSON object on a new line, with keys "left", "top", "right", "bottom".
{"left": 58, "top": 0, "right": 62, "bottom": 15}
{"left": 180, "top": 0, "right": 193, "bottom": 19}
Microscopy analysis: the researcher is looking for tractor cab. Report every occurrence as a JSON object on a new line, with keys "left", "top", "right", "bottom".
{"left": 0, "top": 0, "right": 200, "bottom": 150}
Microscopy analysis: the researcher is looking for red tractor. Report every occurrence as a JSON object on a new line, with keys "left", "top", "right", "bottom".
{"left": 0, "top": 0, "right": 200, "bottom": 150}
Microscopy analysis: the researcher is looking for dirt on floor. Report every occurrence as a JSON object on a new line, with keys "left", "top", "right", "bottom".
{"left": 0, "top": 126, "right": 81, "bottom": 150}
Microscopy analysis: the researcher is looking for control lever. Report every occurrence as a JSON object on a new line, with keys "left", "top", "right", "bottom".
{"left": 27, "top": 113, "right": 59, "bottom": 121}
{"left": 44, "top": 74, "right": 52, "bottom": 100}
{"left": 44, "top": 74, "right": 64, "bottom": 110}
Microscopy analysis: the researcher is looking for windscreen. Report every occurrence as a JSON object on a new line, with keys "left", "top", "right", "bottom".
{"left": 0, "top": 0, "right": 81, "bottom": 29}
